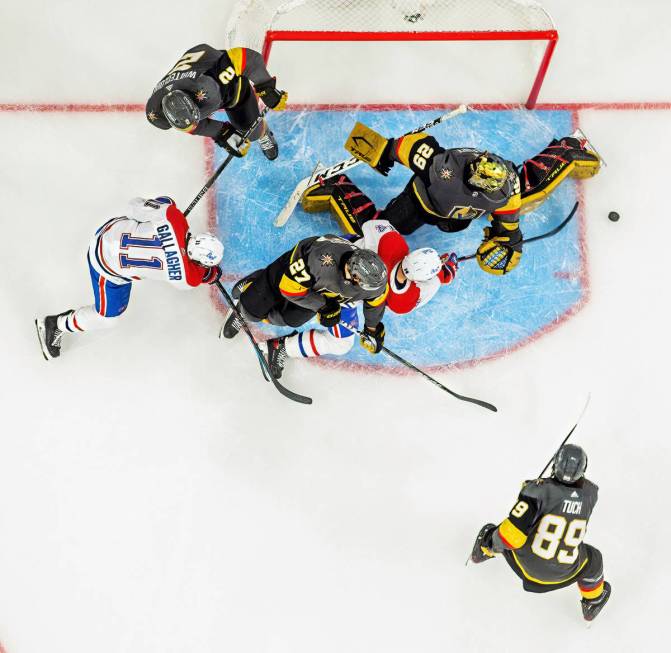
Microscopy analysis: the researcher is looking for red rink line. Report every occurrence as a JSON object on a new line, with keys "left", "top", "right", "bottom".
{"left": 0, "top": 103, "right": 144, "bottom": 112}
{"left": 2, "top": 101, "right": 671, "bottom": 112}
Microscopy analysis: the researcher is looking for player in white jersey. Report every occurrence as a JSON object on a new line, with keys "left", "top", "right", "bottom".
{"left": 35, "top": 196, "right": 224, "bottom": 360}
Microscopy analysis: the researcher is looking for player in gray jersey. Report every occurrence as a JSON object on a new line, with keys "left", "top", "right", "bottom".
{"left": 470, "top": 444, "right": 611, "bottom": 621}
{"left": 146, "top": 43, "right": 287, "bottom": 160}
{"left": 302, "top": 123, "right": 600, "bottom": 276}
{"left": 220, "top": 235, "right": 388, "bottom": 377}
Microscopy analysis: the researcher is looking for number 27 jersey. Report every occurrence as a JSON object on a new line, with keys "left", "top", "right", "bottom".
{"left": 498, "top": 477, "right": 599, "bottom": 584}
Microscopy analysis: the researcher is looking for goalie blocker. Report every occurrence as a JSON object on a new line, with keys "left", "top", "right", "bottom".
{"left": 331, "top": 122, "right": 601, "bottom": 275}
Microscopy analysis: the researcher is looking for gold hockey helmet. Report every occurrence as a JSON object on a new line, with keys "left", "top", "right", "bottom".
{"left": 468, "top": 153, "right": 509, "bottom": 192}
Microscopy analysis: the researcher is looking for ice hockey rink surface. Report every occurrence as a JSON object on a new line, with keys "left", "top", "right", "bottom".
{"left": 1, "top": 1, "right": 670, "bottom": 652}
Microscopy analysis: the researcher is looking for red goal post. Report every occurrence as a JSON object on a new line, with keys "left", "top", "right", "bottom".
{"left": 226, "top": 1, "right": 558, "bottom": 109}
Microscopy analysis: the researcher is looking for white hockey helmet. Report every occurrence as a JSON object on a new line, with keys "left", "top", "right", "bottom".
{"left": 187, "top": 232, "right": 224, "bottom": 267}
{"left": 401, "top": 247, "right": 442, "bottom": 282}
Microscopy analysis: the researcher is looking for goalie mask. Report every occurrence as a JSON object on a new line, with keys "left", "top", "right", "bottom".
{"left": 401, "top": 248, "right": 441, "bottom": 282}
{"left": 187, "top": 232, "right": 224, "bottom": 267}
{"left": 467, "top": 153, "right": 509, "bottom": 193}
{"left": 161, "top": 90, "right": 201, "bottom": 130}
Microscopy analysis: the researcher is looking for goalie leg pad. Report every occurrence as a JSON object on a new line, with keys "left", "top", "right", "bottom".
{"left": 518, "top": 136, "right": 601, "bottom": 214}
{"left": 300, "top": 175, "right": 376, "bottom": 236}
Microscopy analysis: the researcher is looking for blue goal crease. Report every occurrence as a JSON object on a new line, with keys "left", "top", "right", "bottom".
{"left": 213, "top": 108, "right": 582, "bottom": 368}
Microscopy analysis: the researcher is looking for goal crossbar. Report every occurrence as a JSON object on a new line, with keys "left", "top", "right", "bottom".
{"left": 262, "top": 28, "right": 558, "bottom": 109}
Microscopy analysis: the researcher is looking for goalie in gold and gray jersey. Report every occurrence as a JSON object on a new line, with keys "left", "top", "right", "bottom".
{"left": 469, "top": 444, "right": 611, "bottom": 622}
{"left": 301, "top": 122, "right": 600, "bottom": 275}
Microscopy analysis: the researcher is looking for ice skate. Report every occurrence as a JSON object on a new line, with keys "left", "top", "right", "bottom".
{"left": 35, "top": 310, "right": 73, "bottom": 360}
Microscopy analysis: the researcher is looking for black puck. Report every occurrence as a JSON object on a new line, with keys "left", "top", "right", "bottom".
{"left": 608, "top": 211, "right": 620, "bottom": 222}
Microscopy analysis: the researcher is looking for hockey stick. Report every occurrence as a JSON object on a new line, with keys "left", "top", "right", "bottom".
{"left": 341, "top": 321, "right": 497, "bottom": 413}
{"left": 184, "top": 106, "right": 270, "bottom": 218}
{"left": 274, "top": 104, "right": 470, "bottom": 227}
{"left": 457, "top": 201, "right": 579, "bottom": 263}
{"left": 215, "top": 281, "right": 313, "bottom": 405}
{"left": 537, "top": 393, "right": 591, "bottom": 479}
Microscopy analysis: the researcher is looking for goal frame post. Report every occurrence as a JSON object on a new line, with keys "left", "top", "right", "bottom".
{"left": 261, "top": 28, "right": 558, "bottom": 109}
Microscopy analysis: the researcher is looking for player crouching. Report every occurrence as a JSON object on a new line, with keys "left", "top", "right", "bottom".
{"left": 470, "top": 444, "right": 611, "bottom": 622}
{"left": 220, "top": 235, "right": 388, "bottom": 379}
{"left": 35, "top": 197, "right": 224, "bottom": 360}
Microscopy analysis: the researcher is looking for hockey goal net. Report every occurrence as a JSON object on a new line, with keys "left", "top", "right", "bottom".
{"left": 225, "top": 0, "right": 557, "bottom": 108}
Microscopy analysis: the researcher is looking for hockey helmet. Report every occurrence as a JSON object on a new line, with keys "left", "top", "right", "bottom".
{"left": 402, "top": 247, "right": 442, "bottom": 282}
{"left": 347, "top": 249, "right": 387, "bottom": 292}
{"left": 552, "top": 444, "right": 588, "bottom": 484}
{"left": 161, "top": 90, "right": 201, "bottom": 130}
{"left": 187, "top": 232, "right": 224, "bottom": 267}
{"left": 467, "top": 153, "right": 509, "bottom": 192}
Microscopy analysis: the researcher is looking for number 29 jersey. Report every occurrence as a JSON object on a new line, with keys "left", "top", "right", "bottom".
{"left": 498, "top": 477, "right": 599, "bottom": 584}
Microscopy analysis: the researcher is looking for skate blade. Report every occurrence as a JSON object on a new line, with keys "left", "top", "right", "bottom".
{"left": 34, "top": 318, "right": 53, "bottom": 361}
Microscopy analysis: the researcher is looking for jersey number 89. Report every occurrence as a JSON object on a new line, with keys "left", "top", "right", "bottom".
{"left": 531, "top": 515, "right": 587, "bottom": 564}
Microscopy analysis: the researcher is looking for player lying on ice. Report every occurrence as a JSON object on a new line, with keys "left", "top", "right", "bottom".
{"left": 146, "top": 43, "right": 288, "bottom": 160}
{"left": 300, "top": 123, "right": 600, "bottom": 275}
{"left": 470, "top": 444, "right": 611, "bottom": 622}
{"left": 35, "top": 197, "right": 224, "bottom": 360}
{"left": 220, "top": 235, "right": 389, "bottom": 379}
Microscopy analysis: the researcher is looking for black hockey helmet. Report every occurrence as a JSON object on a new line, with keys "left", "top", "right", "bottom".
{"left": 552, "top": 444, "right": 588, "bottom": 484}
{"left": 161, "top": 89, "right": 201, "bottom": 130}
{"left": 346, "top": 248, "right": 387, "bottom": 292}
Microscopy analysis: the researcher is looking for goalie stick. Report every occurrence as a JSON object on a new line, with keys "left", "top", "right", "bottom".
{"left": 274, "top": 104, "right": 470, "bottom": 228}
{"left": 340, "top": 321, "right": 497, "bottom": 413}
{"left": 215, "top": 281, "right": 313, "bottom": 405}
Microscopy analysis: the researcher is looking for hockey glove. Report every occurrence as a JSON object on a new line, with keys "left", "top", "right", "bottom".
{"left": 215, "top": 122, "right": 250, "bottom": 157}
{"left": 439, "top": 252, "right": 459, "bottom": 283}
{"left": 317, "top": 298, "right": 341, "bottom": 328}
{"left": 255, "top": 78, "right": 288, "bottom": 110}
{"left": 202, "top": 265, "right": 222, "bottom": 285}
{"left": 476, "top": 222, "right": 523, "bottom": 275}
{"left": 360, "top": 322, "right": 385, "bottom": 354}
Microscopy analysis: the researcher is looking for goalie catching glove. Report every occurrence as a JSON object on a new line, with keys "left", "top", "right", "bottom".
{"left": 254, "top": 77, "right": 288, "bottom": 111}
{"left": 345, "top": 122, "right": 395, "bottom": 176}
{"left": 215, "top": 122, "right": 250, "bottom": 157}
{"left": 360, "top": 323, "right": 385, "bottom": 354}
{"left": 476, "top": 219, "right": 523, "bottom": 275}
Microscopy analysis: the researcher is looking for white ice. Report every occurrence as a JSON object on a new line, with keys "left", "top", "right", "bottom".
{"left": 1, "top": 1, "right": 670, "bottom": 652}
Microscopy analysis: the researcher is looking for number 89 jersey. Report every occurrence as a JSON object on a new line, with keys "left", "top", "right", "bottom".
{"left": 498, "top": 477, "right": 599, "bottom": 585}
